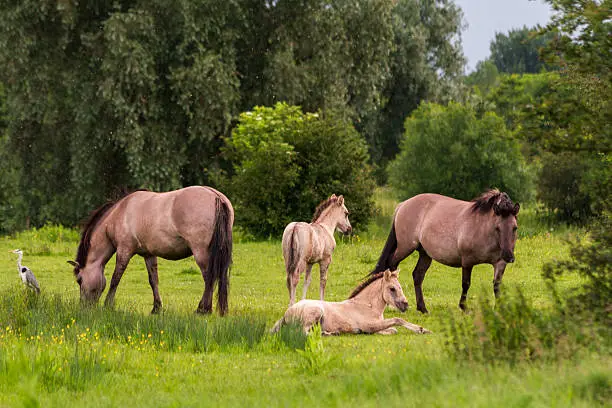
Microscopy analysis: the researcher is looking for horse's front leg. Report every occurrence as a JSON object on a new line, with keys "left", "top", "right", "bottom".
{"left": 493, "top": 261, "right": 508, "bottom": 299}
{"left": 319, "top": 258, "right": 331, "bottom": 301}
{"left": 365, "top": 318, "right": 431, "bottom": 334}
{"left": 104, "top": 250, "right": 133, "bottom": 309}
{"left": 459, "top": 265, "right": 473, "bottom": 311}
{"left": 145, "top": 255, "right": 162, "bottom": 314}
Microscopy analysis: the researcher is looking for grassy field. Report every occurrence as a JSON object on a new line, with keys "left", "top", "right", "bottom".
{"left": 0, "top": 192, "right": 609, "bottom": 407}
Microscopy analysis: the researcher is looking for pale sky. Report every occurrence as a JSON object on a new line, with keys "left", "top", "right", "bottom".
{"left": 453, "top": 0, "right": 554, "bottom": 71}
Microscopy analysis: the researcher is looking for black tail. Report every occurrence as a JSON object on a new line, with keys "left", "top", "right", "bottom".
{"left": 206, "top": 197, "right": 233, "bottom": 316}
{"left": 371, "top": 221, "right": 397, "bottom": 275}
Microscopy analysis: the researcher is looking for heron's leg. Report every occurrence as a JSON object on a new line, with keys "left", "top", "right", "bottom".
{"left": 104, "top": 250, "right": 133, "bottom": 308}
{"left": 145, "top": 256, "right": 162, "bottom": 314}
{"left": 459, "top": 265, "right": 473, "bottom": 311}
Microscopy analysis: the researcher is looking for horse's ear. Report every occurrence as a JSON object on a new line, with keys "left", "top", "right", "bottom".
{"left": 330, "top": 194, "right": 337, "bottom": 199}
{"left": 513, "top": 203, "right": 520, "bottom": 216}
{"left": 337, "top": 195, "right": 344, "bottom": 206}
{"left": 383, "top": 269, "right": 391, "bottom": 281}
{"left": 67, "top": 260, "right": 80, "bottom": 268}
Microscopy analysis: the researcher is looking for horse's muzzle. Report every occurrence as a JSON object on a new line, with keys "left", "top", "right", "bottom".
{"left": 502, "top": 251, "right": 515, "bottom": 263}
{"left": 397, "top": 301, "right": 408, "bottom": 312}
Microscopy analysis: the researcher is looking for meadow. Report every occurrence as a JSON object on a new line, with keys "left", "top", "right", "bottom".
{"left": 0, "top": 191, "right": 609, "bottom": 407}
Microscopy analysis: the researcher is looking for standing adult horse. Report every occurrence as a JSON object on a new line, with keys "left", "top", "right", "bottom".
{"left": 282, "top": 194, "right": 352, "bottom": 306}
{"left": 372, "top": 189, "right": 519, "bottom": 313}
{"left": 68, "top": 186, "right": 233, "bottom": 315}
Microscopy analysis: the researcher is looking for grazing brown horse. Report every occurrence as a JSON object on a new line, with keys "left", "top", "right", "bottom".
{"left": 372, "top": 189, "right": 519, "bottom": 313}
{"left": 282, "top": 194, "right": 352, "bottom": 306}
{"left": 68, "top": 186, "right": 233, "bottom": 315}
{"left": 271, "top": 269, "right": 431, "bottom": 335}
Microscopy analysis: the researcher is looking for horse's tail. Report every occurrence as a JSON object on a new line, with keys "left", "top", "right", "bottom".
{"left": 206, "top": 196, "right": 233, "bottom": 316}
{"left": 371, "top": 220, "right": 397, "bottom": 275}
{"left": 285, "top": 225, "right": 300, "bottom": 277}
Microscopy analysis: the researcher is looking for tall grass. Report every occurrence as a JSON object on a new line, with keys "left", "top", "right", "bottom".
{"left": 0, "top": 287, "right": 268, "bottom": 353}
{"left": 445, "top": 286, "right": 610, "bottom": 364}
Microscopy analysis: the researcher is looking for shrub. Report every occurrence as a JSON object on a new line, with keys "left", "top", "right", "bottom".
{"left": 445, "top": 287, "right": 608, "bottom": 364}
{"left": 537, "top": 152, "right": 598, "bottom": 222}
{"left": 223, "top": 103, "right": 376, "bottom": 237}
{"left": 388, "top": 102, "right": 533, "bottom": 202}
{"left": 543, "top": 215, "right": 612, "bottom": 326}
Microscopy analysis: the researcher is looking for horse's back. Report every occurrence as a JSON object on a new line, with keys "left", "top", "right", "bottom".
{"left": 395, "top": 193, "right": 472, "bottom": 266}
{"left": 116, "top": 186, "right": 233, "bottom": 258}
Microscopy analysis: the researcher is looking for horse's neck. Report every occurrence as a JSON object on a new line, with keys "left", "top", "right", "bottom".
{"left": 312, "top": 211, "right": 336, "bottom": 238}
{"left": 350, "top": 280, "right": 386, "bottom": 314}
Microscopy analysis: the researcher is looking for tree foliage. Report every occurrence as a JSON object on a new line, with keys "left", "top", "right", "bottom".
{"left": 360, "top": 0, "right": 465, "bottom": 181}
{"left": 489, "top": 25, "right": 556, "bottom": 74}
{"left": 389, "top": 102, "right": 533, "bottom": 202}
{"left": 2, "top": 0, "right": 452, "bottom": 230}
{"left": 224, "top": 103, "right": 376, "bottom": 238}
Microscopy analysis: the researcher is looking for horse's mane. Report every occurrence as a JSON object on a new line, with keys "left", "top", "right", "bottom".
{"left": 311, "top": 196, "right": 341, "bottom": 223}
{"left": 348, "top": 272, "right": 385, "bottom": 299}
{"left": 470, "top": 189, "right": 517, "bottom": 217}
{"left": 73, "top": 189, "right": 146, "bottom": 274}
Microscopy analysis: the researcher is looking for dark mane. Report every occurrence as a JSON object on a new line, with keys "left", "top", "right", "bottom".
{"left": 470, "top": 189, "right": 517, "bottom": 217}
{"left": 73, "top": 189, "right": 145, "bottom": 274}
{"left": 311, "top": 196, "right": 340, "bottom": 223}
{"left": 348, "top": 272, "right": 385, "bottom": 299}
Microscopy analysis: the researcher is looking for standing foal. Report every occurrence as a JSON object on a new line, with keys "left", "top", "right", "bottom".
{"left": 282, "top": 194, "right": 352, "bottom": 306}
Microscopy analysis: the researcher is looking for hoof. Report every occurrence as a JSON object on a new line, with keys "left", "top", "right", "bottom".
{"left": 195, "top": 308, "right": 212, "bottom": 315}
{"left": 459, "top": 302, "right": 467, "bottom": 312}
{"left": 416, "top": 306, "right": 429, "bottom": 314}
{"left": 419, "top": 327, "right": 432, "bottom": 334}
{"left": 151, "top": 305, "right": 162, "bottom": 315}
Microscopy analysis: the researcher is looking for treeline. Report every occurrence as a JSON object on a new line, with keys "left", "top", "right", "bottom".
{"left": 0, "top": 0, "right": 464, "bottom": 233}
{"left": 0, "top": 0, "right": 609, "bottom": 238}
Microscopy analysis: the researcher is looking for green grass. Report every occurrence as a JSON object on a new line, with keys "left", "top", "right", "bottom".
{"left": 0, "top": 196, "right": 609, "bottom": 407}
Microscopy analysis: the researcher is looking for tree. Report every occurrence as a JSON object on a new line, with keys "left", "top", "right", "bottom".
{"left": 360, "top": 0, "right": 466, "bottom": 182}
{"left": 0, "top": 0, "right": 398, "bottom": 229}
{"left": 489, "top": 26, "right": 556, "bottom": 74}
{"left": 389, "top": 102, "right": 533, "bottom": 202}
{"left": 224, "top": 103, "right": 376, "bottom": 237}
{"left": 465, "top": 60, "right": 500, "bottom": 96}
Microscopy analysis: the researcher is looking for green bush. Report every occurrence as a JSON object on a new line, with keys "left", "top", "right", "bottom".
{"left": 445, "top": 287, "right": 608, "bottom": 365}
{"left": 223, "top": 103, "right": 376, "bottom": 237}
{"left": 543, "top": 215, "right": 612, "bottom": 326}
{"left": 388, "top": 102, "right": 533, "bottom": 202}
{"left": 537, "top": 152, "right": 608, "bottom": 222}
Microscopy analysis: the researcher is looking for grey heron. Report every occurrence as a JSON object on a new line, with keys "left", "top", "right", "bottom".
{"left": 10, "top": 249, "right": 40, "bottom": 294}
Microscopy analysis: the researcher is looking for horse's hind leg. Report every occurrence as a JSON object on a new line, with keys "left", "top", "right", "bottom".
{"left": 145, "top": 256, "right": 162, "bottom": 314}
{"left": 413, "top": 250, "right": 432, "bottom": 313}
{"left": 194, "top": 251, "right": 213, "bottom": 314}
{"left": 302, "top": 264, "right": 313, "bottom": 300}
{"left": 104, "top": 250, "right": 133, "bottom": 309}
{"left": 459, "top": 265, "right": 473, "bottom": 311}
{"left": 319, "top": 258, "right": 331, "bottom": 301}
{"left": 287, "top": 261, "right": 304, "bottom": 306}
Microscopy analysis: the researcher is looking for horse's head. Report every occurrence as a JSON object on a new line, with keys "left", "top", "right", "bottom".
{"left": 493, "top": 198, "right": 520, "bottom": 263}
{"left": 330, "top": 194, "right": 352, "bottom": 234}
{"left": 381, "top": 269, "right": 408, "bottom": 312}
{"left": 67, "top": 260, "right": 106, "bottom": 304}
